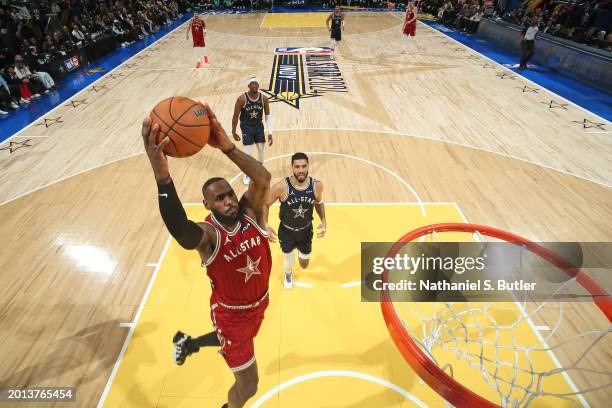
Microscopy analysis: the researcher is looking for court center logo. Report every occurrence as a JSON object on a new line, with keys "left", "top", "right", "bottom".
{"left": 261, "top": 47, "right": 347, "bottom": 109}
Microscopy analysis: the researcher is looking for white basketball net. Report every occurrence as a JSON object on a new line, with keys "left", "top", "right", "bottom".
{"left": 393, "top": 233, "right": 612, "bottom": 407}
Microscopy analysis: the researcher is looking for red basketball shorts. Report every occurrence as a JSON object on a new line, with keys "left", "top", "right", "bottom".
{"left": 193, "top": 37, "right": 205, "bottom": 47}
{"left": 210, "top": 296, "right": 269, "bottom": 372}
{"left": 404, "top": 24, "right": 416, "bottom": 36}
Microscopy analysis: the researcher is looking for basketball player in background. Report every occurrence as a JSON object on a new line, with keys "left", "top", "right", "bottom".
{"left": 402, "top": 2, "right": 422, "bottom": 54}
{"left": 263, "top": 153, "right": 326, "bottom": 289}
{"left": 231, "top": 77, "right": 273, "bottom": 185}
{"left": 186, "top": 12, "right": 208, "bottom": 67}
{"left": 326, "top": 6, "right": 344, "bottom": 60}
{"left": 142, "top": 104, "right": 272, "bottom": 408}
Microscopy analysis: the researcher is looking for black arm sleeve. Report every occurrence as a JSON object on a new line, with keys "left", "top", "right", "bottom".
{"left": 158, "top": 179, "right": 204, "bottom": 250}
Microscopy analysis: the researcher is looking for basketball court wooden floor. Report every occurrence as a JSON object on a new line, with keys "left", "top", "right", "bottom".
{"left": 0, "top": 12, "right": 610, "bottom": 408}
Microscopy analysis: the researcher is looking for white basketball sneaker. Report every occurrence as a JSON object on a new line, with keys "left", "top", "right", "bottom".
{"left": 284, "top": 272, "right": 293, "bottom": 290}
{"left": 243, "top": 175, "right": 250, "bottom": 185}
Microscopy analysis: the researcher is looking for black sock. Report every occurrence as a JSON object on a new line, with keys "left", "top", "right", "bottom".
{"left": 193, "top": 331, "right": 221, "bottom": 348}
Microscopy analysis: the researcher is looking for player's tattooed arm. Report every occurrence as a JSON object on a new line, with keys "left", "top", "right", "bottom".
{"left": 263, "top": 96, "right": 273, "bottom": 146}
{"left": 231, "top": 95, "right": 244, "bottom": 141}
{"left": 261, "top": 180, "right": 286, "bottom": 242}
{"left": 314, "top": 180, "right": 326, "bottom": 238}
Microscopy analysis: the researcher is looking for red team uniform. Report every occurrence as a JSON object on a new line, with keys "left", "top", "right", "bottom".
{"left": 191, "top": 17, "right": 205, "bottom": 47}
{"left": 203, "top": 212, "right": 272, "bottom": 371}
{"left": 404, "top": 10, "right": 416, "bottom": 36}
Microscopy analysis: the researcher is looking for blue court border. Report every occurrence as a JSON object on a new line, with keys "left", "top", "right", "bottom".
{"left": 0, "top": 14, "right": 192, "bottom": 142}
{"left": 1, "top": 11, "right": 610, "bottom": 144}
{"left": 423, "top": 20, "right": 611, "bottom": 122}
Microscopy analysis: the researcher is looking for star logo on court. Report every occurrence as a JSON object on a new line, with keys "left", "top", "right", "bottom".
{"left": 0, "top": 139, "right": 32, "bottom": 154}
{"left": 518, "top": 85, "right": 539, "bottom": 93}
{"left": 236, "top": 255, "right": 262, "bottom": 283}
{"left": 292, "top": 204, "right": 307, "bottom": 218}
{"left": 65, "top": 99, "right": 88, "bottom": 108}
{"left": 496, "top": 72, "right": 516, "bottom": 80}
{"left": 90, "top": 85, "right": 108, "bottom": 92}
{"left": 84, "top": 67, "right": 105, "bottom": 75}
{"left": 572, "top": 119, "right": 606, "bottom": 130}
{"left": 36, "top": 117, "right": 64, "bottom": 128}
{"left": 540, "top": 100, "right": 568, "bottom": 110}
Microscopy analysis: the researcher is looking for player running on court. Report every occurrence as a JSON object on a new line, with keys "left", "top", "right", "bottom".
{"left": 231, "top": 77, "right": 273, "bottom": 185}
{"left": 402, "top": 2, "right": 423, "bottom": 54}
{"left": 326, "top": 6, "right": 345, "bottom": 60}
{"left": 263, "top": 153, "right": 326, "bottom": 289}
{"left": 186, "top": 12, "right": 208, "bottom": 67}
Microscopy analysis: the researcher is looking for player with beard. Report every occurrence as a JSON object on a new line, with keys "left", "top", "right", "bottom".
{"left": 186, "top": 12, "right": 208, "bottom": 67}
{"left": 142, "top": 104, "right": 272, "bottom": 408}
{"left": 262, "top": 153, "right": 326, "bottom": 289}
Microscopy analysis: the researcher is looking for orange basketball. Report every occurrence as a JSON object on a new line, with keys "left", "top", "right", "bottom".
{"left": 149, "top": 97, "right": 210, "bottom": 158}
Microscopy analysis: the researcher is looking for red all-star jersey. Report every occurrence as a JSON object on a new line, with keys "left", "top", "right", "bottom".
{"left": 192, "top": 18, "right": 204, "bottom": 37}
{"left": 203, "top": 213, "right": 271, "bottom": 306}
{"left": 192, "top": 17, "right": 205, "bottom": 46}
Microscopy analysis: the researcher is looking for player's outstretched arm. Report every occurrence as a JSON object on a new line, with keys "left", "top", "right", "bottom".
{"left": 142, "top": 117, "right": 211, "bottom": 252}
{"left": 203, "top": 104, "right": 271, "bottom": 218}
{"left": 314, "top": 180, "right": 326, "bottom": 238}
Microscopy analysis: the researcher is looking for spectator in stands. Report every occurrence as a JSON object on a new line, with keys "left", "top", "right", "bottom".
{"left": 71, "top": 23, "right": 87, "bottom": 45}
{"left": 62, "top": 25, "right": 75, "bottom": 46}
{"left": 42, "top": 33, "right": 59, "bottom": 55}
{"left": 0, "top": 71, "right": 20, "bottom": 117}
{"left": 465, "top": 5, "right": 484, "bottom": 33}
{"left": 438, "top": 1, "right": 452, "bottom": 20}
{"left": 20, "top": 38, "right": 32, "bottom": 59}
{"left": 51, "top": 2, "right": 61, "bottom": 17}
{"left": 542, "top": 20, "right": 555, "bottom": 34}
{"left": 14, "top": 54, "right": 54, "bottom": 92}
{"left": 3, "top": 65, "right": 39, "bottom": 104}
{"left": 594, "top": 29, "right": 607, "bottom": 47}
{"left": 52, "top": 30, "right": 65, "bottom": 49}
